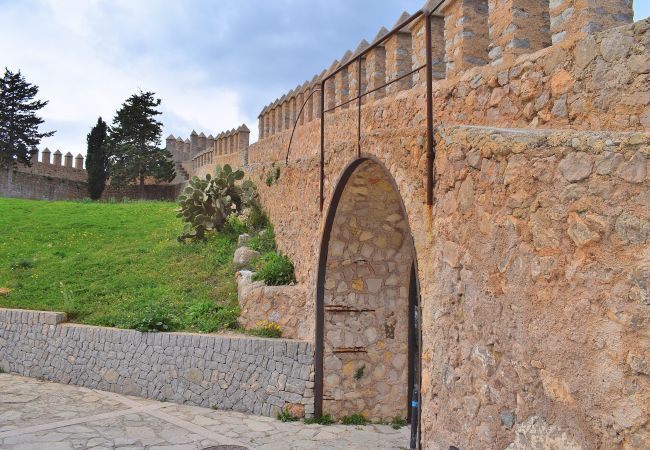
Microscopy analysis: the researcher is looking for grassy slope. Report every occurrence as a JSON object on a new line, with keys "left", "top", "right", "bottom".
{"left": 0, "top": 198, "right": 238, "bottom": 332}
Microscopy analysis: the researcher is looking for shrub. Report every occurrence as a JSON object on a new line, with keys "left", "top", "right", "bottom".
{"left": 304, "top": 414, "right": 334, "bottom": 425}
{"left": 128, "top": 301, "right": 179, "bottom": 333}
{"left": 224, "top": 213, "right": 247, "bottom": 237}
{"left": 248, "top": 226, "right": 276, "bottom": 254}
{"left": 245, "top": 201, "right": 270, "bottom": 232}
{"left": 252, "top": 253, "right": 294, "bottom": 286}
{"left": 176, "top": 165, "right": 256, "bottom": 242}
{"left": 341, "top": 414, "right": 368, "bottom": 426}
{"left": 249, "top": 320, "right": 282, "bottom": 338}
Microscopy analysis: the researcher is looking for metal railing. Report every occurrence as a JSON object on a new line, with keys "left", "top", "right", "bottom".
{"left": 286, "top": 1, "right": 443, "bottom": 213}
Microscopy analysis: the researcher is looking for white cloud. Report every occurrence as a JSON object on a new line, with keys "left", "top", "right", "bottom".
{"left": 0, "top": 0, "right": 246, "bottom": 156}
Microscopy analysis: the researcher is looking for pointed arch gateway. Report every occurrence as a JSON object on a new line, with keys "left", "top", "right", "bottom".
{"left": 315, "top": 156, "right": 421, "bottom": 427}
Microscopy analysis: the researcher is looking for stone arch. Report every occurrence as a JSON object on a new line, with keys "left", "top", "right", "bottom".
{"left": 315, "top": 157, "right": 420, "bottom": 424}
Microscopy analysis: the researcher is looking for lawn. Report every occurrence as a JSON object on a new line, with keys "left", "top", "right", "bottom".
{"left": 0, "top": 198, "right": 239, "bottom": 333}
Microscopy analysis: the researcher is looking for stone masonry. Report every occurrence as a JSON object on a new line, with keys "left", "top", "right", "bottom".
{"left": 241, "top": 2, "right": 648, "bottom": 448}
{"left": 0, "top": 308, "right": 315, "bottom": 418}
{"left": 322, "top": 161, "right": 413, "bottom": 421}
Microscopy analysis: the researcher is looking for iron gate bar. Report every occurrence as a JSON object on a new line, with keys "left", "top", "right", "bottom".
{"left": 425, "top": 8, "right": 435, "bottom": 206}
{"left": 285, "top": 88, "right": 322, "bottom": 166}
{"left": 319, "top": 1, "right": 445, "bottom": 212}
{"left": 357, "top": 56, "right": 362, "bottom": 158}
{"left": 322, "top": 63, "right": 427, "bottom": 114}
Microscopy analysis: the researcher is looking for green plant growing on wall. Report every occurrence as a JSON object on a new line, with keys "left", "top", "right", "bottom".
{"left": 265, "top": 163, "right": 281, "bottom": 186}
{"left": 353, "top": 364, "right": 365, "bottom": 381}
{"left": 176, "top": 164, "right": 256, "bottom": 242}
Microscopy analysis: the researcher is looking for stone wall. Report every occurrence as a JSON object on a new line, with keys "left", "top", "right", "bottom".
{"left": 0, "top": 169, "right": 88, "bottom": 201}
{"left": 0, "top": 168, "right": 182, "bottom": 202}
{"left": 247, "top": 120, "right": 650, "bottom": 446}
{"left": 0, "top": 308, "right": 315, "bottom": 418}
{"left": 17, "top": 160, "right": 87, "bottom": 182}
{"left": 241, "top": 14, "right": 650, "bottom": 447}
{"left": 102, "top": 183, "right": 183, "bottom": 202}
{"left": 237, "top": 272, "right": 312, "bottom": 341}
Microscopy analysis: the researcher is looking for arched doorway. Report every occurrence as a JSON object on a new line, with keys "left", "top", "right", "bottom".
{"left": 315, "top": 158, "right": 420, "bottom": 427}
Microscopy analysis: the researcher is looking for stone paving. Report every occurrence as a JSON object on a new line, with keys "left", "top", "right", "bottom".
{"left": 0, "top": 374, "right": 411, "bottom": 449}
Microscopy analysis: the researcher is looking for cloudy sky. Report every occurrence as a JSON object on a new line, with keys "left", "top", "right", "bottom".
{"left": 2, "top": 1, "right": 649, "bottom": 156}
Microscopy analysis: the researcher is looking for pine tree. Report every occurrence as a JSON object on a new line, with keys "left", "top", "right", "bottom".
{"left": 86, "top": 117, "right": 109, "bottom": 200}
{"left": 0, "top": 68, "right": 54, "bottom": 173}
{"left": 109, "top": 91, "right": 175, "bottom": 198}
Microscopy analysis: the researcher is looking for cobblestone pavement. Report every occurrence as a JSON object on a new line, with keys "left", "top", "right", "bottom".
{"left": 0, "top": 374, "right": 410, "bottom": 449}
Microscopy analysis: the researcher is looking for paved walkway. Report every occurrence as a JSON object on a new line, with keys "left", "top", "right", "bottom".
{"left": 0, "top": 374, "right": 410, "bottom": 449}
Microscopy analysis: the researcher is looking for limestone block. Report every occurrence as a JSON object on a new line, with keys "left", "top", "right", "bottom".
{"left": 233, "top": 247, "right": 260, "bottom": 268}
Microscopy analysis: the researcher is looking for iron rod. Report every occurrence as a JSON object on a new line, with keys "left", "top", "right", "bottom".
{"left": 357, "top": 57, "right": 362, "bottom": 158}
{"left": 323, "top": 64, "right": 426, "bottom": 113}
{"left": 425, "top": 13, "right": 434, "bottom": 206}
{"left": 285, "top": 88, "right": 322, "bottom": 166}
{"left": 320, "top": 80, "right": 325, "bottom": 212}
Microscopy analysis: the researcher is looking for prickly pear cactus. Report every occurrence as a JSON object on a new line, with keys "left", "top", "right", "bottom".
{"left": 176, "top": 164, "right": 255, "bottom": 242}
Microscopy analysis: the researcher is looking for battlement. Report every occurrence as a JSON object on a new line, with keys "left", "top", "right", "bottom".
{"left": 13, "top": 147, "right": 87, "bottom": 182}
{"left": 165, "top": 125, "right": 250, "bottom": 179}
{"left": 257, "top": 0, "right": 634, "bottom": 139}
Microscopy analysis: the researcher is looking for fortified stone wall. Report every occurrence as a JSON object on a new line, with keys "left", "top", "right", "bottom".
{"left": 0, "top": 308, "right": 315, "bottom": 418}
{"left": 166, "top": 124, "right": 250, "bottom": 180}
{"left": 0, "top": 169, "right": 88, "bottom": 201}
{"left": 241, "top": 4, "right": 649, "bottom": 448}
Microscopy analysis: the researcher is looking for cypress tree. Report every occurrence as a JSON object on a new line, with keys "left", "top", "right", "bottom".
{"left": 86, "top": 117, "right": 109, "bottom": 200}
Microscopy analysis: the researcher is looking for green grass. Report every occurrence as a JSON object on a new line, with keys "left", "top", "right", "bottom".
{"left": 0, "top": 198, "right": 239, "bottom": 333}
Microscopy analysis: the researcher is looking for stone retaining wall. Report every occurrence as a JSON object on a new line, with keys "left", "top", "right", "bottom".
{"left": 0, "top": 308, "right": 315, "bottom": 418}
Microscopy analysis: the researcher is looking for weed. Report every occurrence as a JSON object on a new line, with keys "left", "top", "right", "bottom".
{"left": 252, "top": 253, "right": 294, "bottom": 286}
{"left": 277, "top": 410, "right": 299, "bottom": 422}
{"left": 304, "top": 414, "right": 334, "bottom": 425}
{"left": 247, "top": 226, "right": 276, "bottom": 253}
{"left": 249, "top": 320, "right": 282, "bottom": 338}
{"left": 265, "top": 163, "right": 281, "bottom": 186}
{"left": 354, "top": 364, "right": 365, "bottom": 380}
{"left": 391, "top": 416, "right": 407, "bottom": 429}
{"left": 341, "top": 413, "right": 368, "bottom": 426}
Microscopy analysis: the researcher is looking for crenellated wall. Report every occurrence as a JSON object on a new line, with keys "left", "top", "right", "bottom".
{"left": 254, "top": 0, "right": 638, "bottom": 141}
{"left": 166, "top": 125, "right": 250, "bottom": 180}
{"left": 241, "top": 2, "right": 648, "bottom": 447}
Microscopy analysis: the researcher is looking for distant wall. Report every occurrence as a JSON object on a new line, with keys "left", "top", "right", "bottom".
{"left": 0, "top": 308, "right": 315, "bottom": 417}
{"left": 0, "top": 168, "right": 183, "bottom": 202}
{"left": 0, "top": 169, "right": 87, "bottom": 201}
